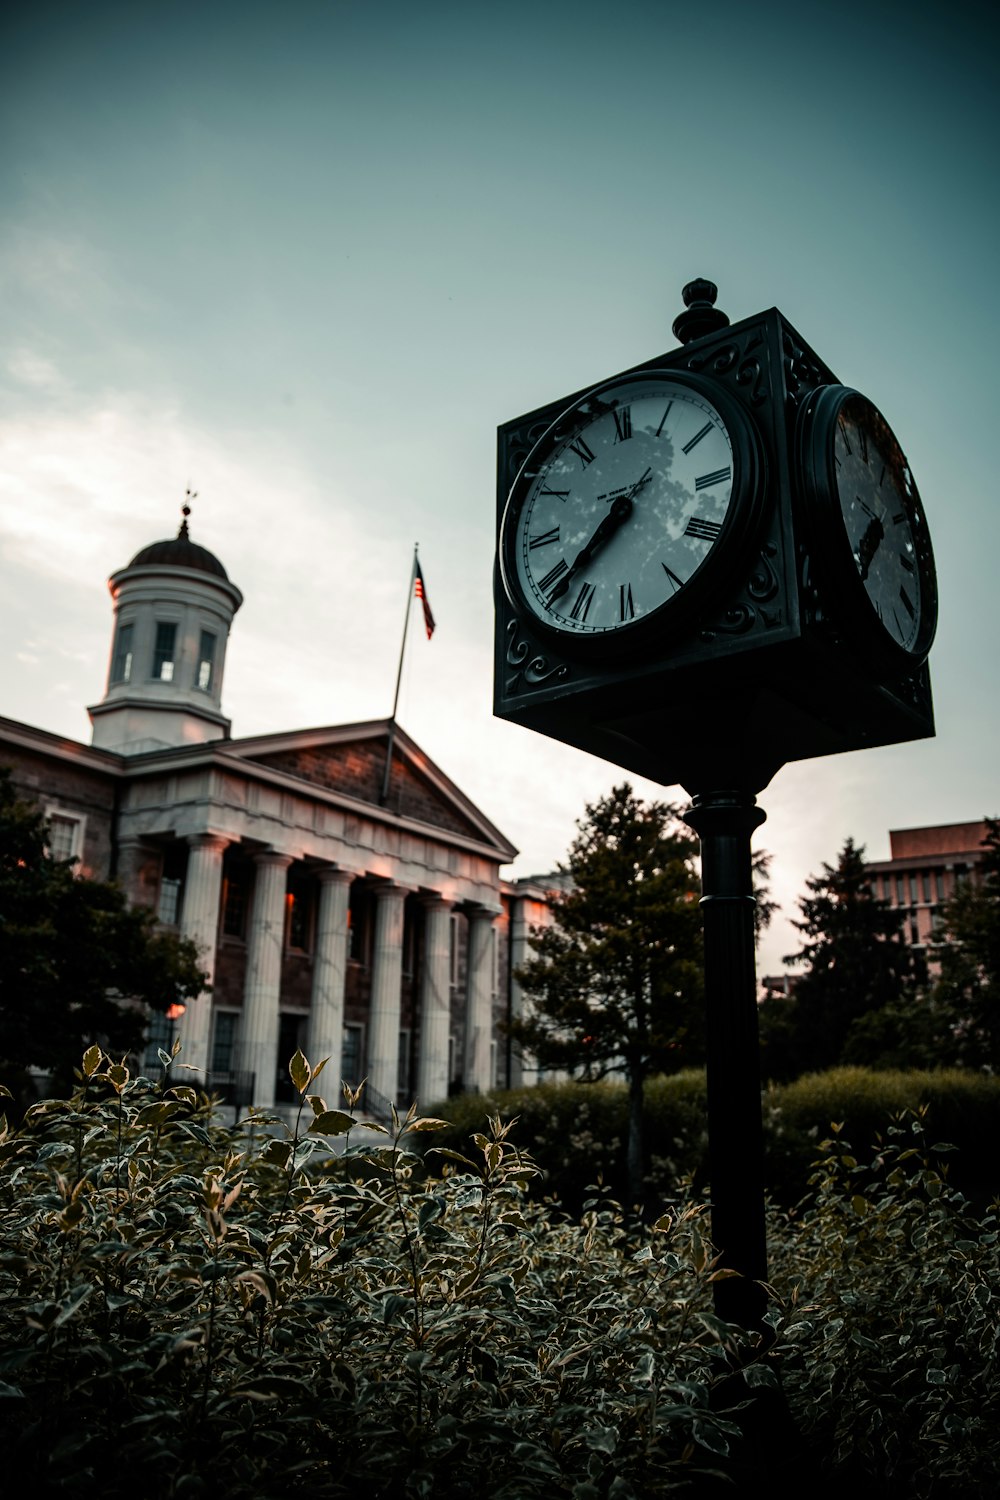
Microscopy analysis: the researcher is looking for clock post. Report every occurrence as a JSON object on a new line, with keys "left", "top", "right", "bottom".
{"left": 682, "top": 787, "right": 768, "bottom": 1331}
{"left": 495, "top": 278, "right": 938, "bottom": 1334}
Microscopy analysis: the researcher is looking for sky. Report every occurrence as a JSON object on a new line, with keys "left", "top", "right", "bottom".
{"left": 2, "top": 0, "right": 998, "bottom": 980}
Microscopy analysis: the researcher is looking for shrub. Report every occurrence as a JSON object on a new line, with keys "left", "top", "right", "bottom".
{"left": 0, "top": 1049, "right": 767, "bottom": 1499}
{"left": 428, "top": 1070, "right": 1000, "bottom": 1211}
{"left": 771, "top": 1116, "right": 1000, "bottom": 1497}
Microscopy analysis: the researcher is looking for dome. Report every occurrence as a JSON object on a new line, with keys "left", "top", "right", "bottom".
{"left": 127, "top": 516, "right": 229, "bottom": 580}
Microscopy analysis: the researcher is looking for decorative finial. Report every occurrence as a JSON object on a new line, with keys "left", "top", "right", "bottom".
{"left": 672, "top": 278, "right": 730, "bottom": 345}
{"left": 179, "top": 486, "right": 196, "bottom": 539}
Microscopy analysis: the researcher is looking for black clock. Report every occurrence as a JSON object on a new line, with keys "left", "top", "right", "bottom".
{"left": 499, "top": 368, "right": 765, "bottom": 651}
{"left": 797, "top": 386, "right": 937, "bottom": 676}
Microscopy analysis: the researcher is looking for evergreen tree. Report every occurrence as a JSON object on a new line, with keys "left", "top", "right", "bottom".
{"left": 927, "top": 818, "right": 1000, "bottom": 1069}
{"left": 777, "top": 837, "right": 922, "bottom": 1076}
{"left": 506, "top": 784, "right": 703, "bottom": 1206}
{"left": 0, "top": 768, "right": 208, "bottom": 1105}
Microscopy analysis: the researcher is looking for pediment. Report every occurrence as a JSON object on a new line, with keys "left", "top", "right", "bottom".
{"left": 226, "top": 720, "right": 516, "bottom": 860}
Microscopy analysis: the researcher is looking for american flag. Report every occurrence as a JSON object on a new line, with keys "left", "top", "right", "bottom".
{"left": 414, "top": 560, "right": 435, "bottom": 639}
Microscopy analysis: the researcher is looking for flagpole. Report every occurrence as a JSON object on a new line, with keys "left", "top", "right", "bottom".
{"left": 381, "top": 545, "right": 419, "bottom": 806}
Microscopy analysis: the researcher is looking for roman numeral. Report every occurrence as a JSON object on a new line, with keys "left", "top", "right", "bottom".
{"left": 620, "top": 583, "right": 635, "bottom": 620}
{"left": 570, "top": 582, "right": 595, "bottom": 621}
{"left": 681, "top": 421, "right": 713, "bottom": 454}
{"left": 899, "top": 585, "right": 915, "bottom": 618}
{"left": 539, "top": 559, "right": 569, "bottom": 594}
{"left": 656, "top": 400, "right": 673, "bottom": 437}
{"left": 900, "top": 553, "right": 915, "bottom": 572}
{"left": 859, "top": 427, "right": 869, "bottom": 464}
{"left": 684, "top": 516, "right": 723, "bottom": 542}
{"left": 528, "top": 527, "right": 560, "bottom": 550}
{"left": 838, "top": 417, "right": 853, "bottom": 456}
{"left": 661, "top": 562, "right": 683, "bottom": 592}
{"left": 612, "top": 406, "right": 632, "bottom": 443}
{"left": 892, "top": 512, "right": 906, "bottom": 525}
{"left": 568, "top": 436, "right": 596, "bottom": 468}
{"left": 694, "top": 466, "right": 731, "bottom": 491}
{"left": 540, "top": 486, "right": 570, "bottom": 500}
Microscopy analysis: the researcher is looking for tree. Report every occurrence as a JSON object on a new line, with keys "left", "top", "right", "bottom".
{"left": 926, "top": 817, "right": 1000, "bottom": 1069}
{"left": 0, "top": 768, "right": 208, "bottom": 1104}
{"left": 770, "top": 837, "right": 923, "bottom": 1077}
{"left": 506, "top": 784, "right": 704, "bottom": 1207}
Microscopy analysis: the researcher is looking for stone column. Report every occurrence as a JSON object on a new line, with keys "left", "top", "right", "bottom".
{"left": 416, "top": 896, "right": 452, "bottom": 1108}
{"left": 367, "top": 883, "right": 407, "bottom": 1107}
{"left": 176, "top": 832, "right": 230, "bottom": 1082}
{"left": 306, "top": 867, "right": 352, "bottom": 1094}
{"left": 465, "top": 905, "right": 501, "bottom": 1093}
{"left": 238, "top": 851, "right": 293, "bottom": 1109}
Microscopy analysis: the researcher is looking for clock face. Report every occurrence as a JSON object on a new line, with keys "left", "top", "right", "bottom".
{"left": 834, "top": 396, "right": 923, "bottom": 652}
{"left": 799, "top": 386, "right": 937, "bottom": 673}
{"left": 500, "top": 372, "right": 759, "bottom": 641}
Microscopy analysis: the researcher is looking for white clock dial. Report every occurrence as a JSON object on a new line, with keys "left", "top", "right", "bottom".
{"left": 834, "top": 402, "right": 921, "bottom": 652}
{"left": 511, "top": 377, "right": 735, "bottom": 635}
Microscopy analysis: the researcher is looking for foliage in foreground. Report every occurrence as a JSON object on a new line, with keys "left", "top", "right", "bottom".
{"left": 0, "top": 1049, "right": 761, "bottom": 1499}
{"left": 3, "top": 1053, "right": 1000, "bottom": 1498}
{"left": 773, "top": 1116, "right": 1000, "bottom": 1497}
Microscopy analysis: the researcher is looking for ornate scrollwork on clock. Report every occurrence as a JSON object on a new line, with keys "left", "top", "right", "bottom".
{"left": 504, "top": 620, "right": 570, "bottom": 694}
{"left": 748, "top": 543, "right": 779, "bottom": 602}
{"left": 688, "top": 328, "right": 768, "bottom": 406}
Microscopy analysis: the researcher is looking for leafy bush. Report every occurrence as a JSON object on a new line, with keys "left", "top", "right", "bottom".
{"left": 428, "top": 1070, "right": 1000, "bottom": 1211}
{"left": 772, "top": 1116, "right": 1000, "bottom": 1497}
{"left": 0, "top": 1049, "right": 766, "bottom": 1499}
{"left": 425, "top": 1075, "right": 709, "bottom": 1214}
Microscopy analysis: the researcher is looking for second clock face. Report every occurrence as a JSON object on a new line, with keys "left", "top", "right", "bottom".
{"left": 501, "top": 373, "right": 752, "bottom": 639}
{"left": 834, "top": 397, "right": 923, "bottom": 652}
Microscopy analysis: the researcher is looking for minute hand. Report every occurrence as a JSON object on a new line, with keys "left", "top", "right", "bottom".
{"left": 548, "top": 469, "right": 651, "bottom": 604}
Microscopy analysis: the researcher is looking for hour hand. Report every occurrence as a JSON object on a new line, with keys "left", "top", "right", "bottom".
{"left": 548, "top": 493, "right": 633, "bottom": 603}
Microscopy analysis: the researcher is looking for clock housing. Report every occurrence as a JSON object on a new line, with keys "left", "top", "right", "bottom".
{"left": 495, "top": 303, "right": 935, "bottom": 795}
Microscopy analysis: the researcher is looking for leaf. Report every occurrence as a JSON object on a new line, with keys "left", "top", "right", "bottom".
{"left": 430, "top": 1148, "right": 477, "bottom": 1169}
{"left": 743, "top": 1362, "right": 779, "bottom": 1389}
{"left": 82, "top": 1045, "right": 102, "bottom": 1078}
{"left": 308, "top": 1110, "right": 355, "bottom": 1136}
{"left": 53, "top": 1284, "right": 93, "bottom": 1326}
{"left": 406, "top": 1117, "right": 451, "bottom": 1132}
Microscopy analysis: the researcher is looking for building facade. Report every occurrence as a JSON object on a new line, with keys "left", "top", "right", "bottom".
{"left": 1, "top": 518, "right": 554, "bottom": 1117}
{"left": 865, "top": 820, "right": 991, "bottom": 952}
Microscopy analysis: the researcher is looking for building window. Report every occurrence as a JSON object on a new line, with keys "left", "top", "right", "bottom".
{"left": 46, "top": 811, "right": 83, "bottom": 864}
{"left": 398, "top": 1029, "right": 411, "bottom": 1099}
{"left": 222, "top": 875, "right": 246, "bottom": 938}
{"left": 142, "top": 1009, "right": 174, "bottom": 1074}
{"left": 152, "top": 622, "right": 178, "bottom": 682}
{"left": 111, "top": 622, "right": 134, "bottom": 684}
{"left": 348, "top": 887, "right": 371, "bottom": 965}
{"left": 909, "top": 873, "right": 919, "bottom": 905}
{"left": 158, "top": 876, "right": 182, "bottom": 927}
{"left": 936, "top": 871, "right": 946, "bottom": 902}
{"left": 197, "top": 630, "right": 216, "bottom": 691}
{"left": 895, "top": 875, "right": 905, "bottom": 906}
{"left": 285, "top": 883, "right": 313, "bottom": 952}
{"left": 342, "top": 1023, "right": 364, "bottom": 1089}
{"left": 211, "top": 1012, "right": 238, "bottom": 1074}
{"left": 922, "top": 871, "right": 932, "bottom": 903}
{"left": 450, "top": 913, "right": 461, "bottom": 987}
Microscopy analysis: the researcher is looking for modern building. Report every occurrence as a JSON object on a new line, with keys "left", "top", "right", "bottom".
{"left": 1, "top": 514, "right": 555, "bottom": 1117}
{"left": 866, "top": 820, "right": 991, "bottom": 951}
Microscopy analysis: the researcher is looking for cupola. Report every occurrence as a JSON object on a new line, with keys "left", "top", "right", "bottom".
{"left": 88, "top": 500, "right": 243, "bottom": 754}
